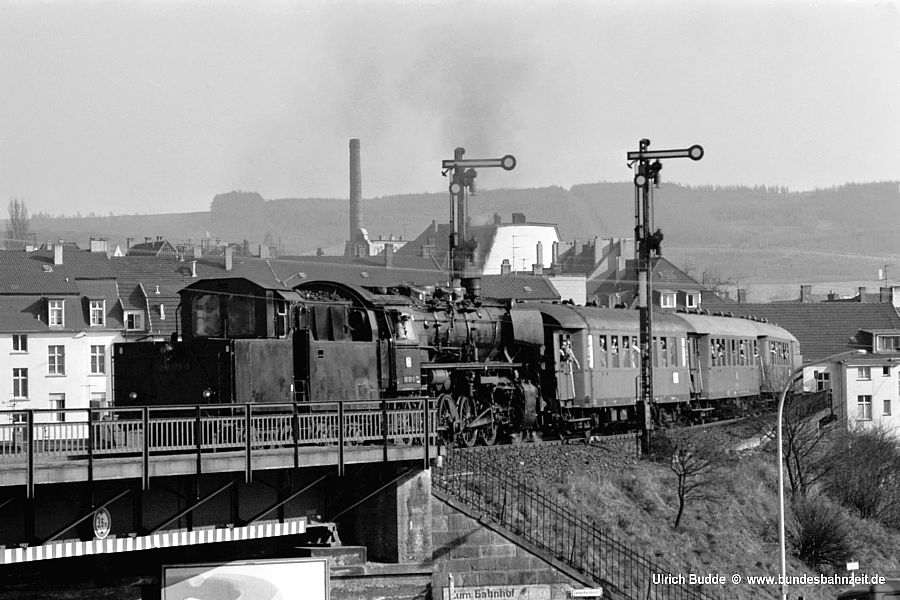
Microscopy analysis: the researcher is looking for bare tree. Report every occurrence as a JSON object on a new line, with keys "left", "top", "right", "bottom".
{"left": 665, "top": 429, "right": 728, "bottom": 528}
{"left": 5, "top": 198, "right": 30, "bottom": 250}
{"left": 781, "top": 390, "right": 847, "bottom": 498}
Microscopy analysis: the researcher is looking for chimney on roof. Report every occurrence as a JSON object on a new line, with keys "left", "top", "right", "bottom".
{"left": 54, "top": 244, "right": 63, "bottom": 265}
{"left": 126, "top": 237, "right": 133, "bottom": 250}
{"left": 90, "top": 237, "right": 108, "bottom": 254}
{"left": 191, "top": 260, "right": 197, "bottom": 278}
{"left": 551, "top": 241, "right": 560, "bottom": 269}
{"left": 432, "top": 219, "right": 438, "bottom": 234}
{"left": 316, "top": 247, "right": 324, "bottom": 256}
{"left": 349, "top": 138, "right": 362, "bottom": 244}
{"left": 225, "top": 246, "right": 233, "bottom": 271}
{"left": 493, "top": 213, "right": 501, "bottom": 225}
{"left": 512, "top": 212, "right": 525, "bottom": 224}
{"left": 145, "top": 237, "right": 152, "bottom": 244}
{"left": 501, "top": 259, "right": 511, "bottom": 275}
{"left": 243, "top": 239, "right": 249, "bottom": 257}
{"left": 828, "top": 290, "right": 837, "bottom": 301}
{"left": 800, "top": 285, "right": 812, "bottom": 303}
{"left": 880, "top": 287, "right": 892, "bottom": 303}
{"left": 384, "top": 243, "right": 394, "bottom": 268}
{"left": 859, "top": 286, "right": 867, "bottom": 302}
{"left": 259, "top": 243, "right": 270, "bottom": 259}
{"left": 193, "top": 245, "right": 202, "bottom": 259}
{"left": 737, "top": 288, "right": 747, "bottom": 303}
{"left": 156, "top": 235, "right": 162, "bottom": 242}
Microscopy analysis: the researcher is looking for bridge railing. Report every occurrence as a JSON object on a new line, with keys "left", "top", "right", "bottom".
{"left": 0, "top": 398, "right": 436, "bottom": 465}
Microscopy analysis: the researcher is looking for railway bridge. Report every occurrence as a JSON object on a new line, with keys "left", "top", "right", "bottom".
{"left": 0, "top": 400, "right": 437, "bottom": 574}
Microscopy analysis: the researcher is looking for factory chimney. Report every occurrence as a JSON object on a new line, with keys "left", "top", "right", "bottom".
{"left": 349, "top": 138, "right": 362, "bottom": 243}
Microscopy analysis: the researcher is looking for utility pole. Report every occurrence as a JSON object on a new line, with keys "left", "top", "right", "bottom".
{"left": 442, "top": 148, "right": 516, "bottom": 299}
{"left": 627, "top": 139, "right": 703, "bottom": 452}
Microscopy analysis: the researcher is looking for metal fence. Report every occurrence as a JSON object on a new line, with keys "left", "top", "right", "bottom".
{"left": 434, "top": 442, "right": 721, "bottom": 600}
{"left": 0, "top": 399, "right": 435, "bottom": 463}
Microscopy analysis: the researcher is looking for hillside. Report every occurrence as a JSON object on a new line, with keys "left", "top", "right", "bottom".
{"left": 476, "top": 422, "right": 900, "bottom": 600}
{"left": 12, "top": 182, "right": 900, "bottom": 296}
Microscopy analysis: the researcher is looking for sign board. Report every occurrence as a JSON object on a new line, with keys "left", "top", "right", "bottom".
{"left": 93, "top": 508, "right": 111, "bottom": 540}
{"left": 571, "top": 589, "right": 604, "bottom": 598}
{"left": 162, "top": 557, "right": 328, "bottom": 600}
{"left": 443, "top": 584, "right": 552, "bottom": 600}
{"left": 847, "top": 562, "right": 860, "bottom": 571}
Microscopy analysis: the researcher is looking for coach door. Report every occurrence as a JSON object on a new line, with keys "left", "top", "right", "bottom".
{"left": 688, "top": 335, "right": 703, "bottom": 397}
{"left": 555, "top": 333, "right": 578, "bottom": 402}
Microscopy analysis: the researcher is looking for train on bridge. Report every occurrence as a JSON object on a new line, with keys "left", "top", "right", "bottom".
{"left": 112, "top": 276, "right": 800, "bottom": 445}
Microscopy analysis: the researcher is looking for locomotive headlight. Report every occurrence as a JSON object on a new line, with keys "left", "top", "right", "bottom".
{"left": 202, "top": 388, "right": 214, "bottom": 399}
{"left": 128, "top": 391, "right": 138, "bottom": 401}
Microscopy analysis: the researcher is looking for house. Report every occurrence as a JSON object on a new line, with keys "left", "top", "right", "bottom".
{"left": 587, "top": 257, "right": 703, "bottom": 310}
{"left": 126, "top": 236, "right": 178, "bottom": 257}
{"left": 1, "top": 246, "right": 123, "bottom": 422}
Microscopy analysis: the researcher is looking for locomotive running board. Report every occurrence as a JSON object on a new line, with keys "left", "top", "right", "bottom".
{"left": 421, "top": 361, "right": 523, "bottom": 369}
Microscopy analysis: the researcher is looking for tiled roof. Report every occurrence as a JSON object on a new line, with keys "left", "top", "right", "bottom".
{"left": 0, "top": 281, "right": 122, "bottom": 333}
{"left": 395, "top": 222, "right": 495, "bottom": 266}
{"left": 707, "top": 303, "right": 900, "bottom": 362}
{"left": 588, "top": 257, "right": 702, "bottom": 298}
{"left": 0, "top": 250, "right": 114, "bottom": 294}
{"left": 480, "top": 275, "right": 560, "bottom": 301}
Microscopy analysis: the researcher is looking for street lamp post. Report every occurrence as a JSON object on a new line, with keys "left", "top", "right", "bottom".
{"left": 776, "top": 349, "right": 865, "bottom": 600}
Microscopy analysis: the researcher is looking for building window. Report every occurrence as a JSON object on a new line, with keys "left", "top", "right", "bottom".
{"left": 884, "top": 399, "right": 892, "bottom": 416}
{"left": 48, "top": 299, "right": 64, "bottom": 326}
{"left": 48, "top": 345, "right": 65, "bottom": 375}
{"left": 49, "top": 393, "right": 65, "bottom": 422}
{"left": 815, "top": 370, "right": 831, "bottom": 392}
{"left": 90, "top": 300, "right": 105, "bottom": 326}
{"left": 90, "top": 345, "right": 106, "bottom": 374}
{"left": 883, "top": 366, "right": 892, "bottom": 377}
{"left": 857, "top": 395, "right": 873, "bottom": 421}
{"left": 12, "top": 334, "right": 28, "bottom": 352}
{"left": 875, "top": 335, "right": 900, "bottom": 353}
{"left": 660, "top": 293, "right": 676, "bottom": 308}
{"left": 857, "top": 367, "right": 871, "bottom": 380}
{"left": 12, "top": 368, "right": 28, "bottom": 399}
{"left": 686, "top": 293, "right": 699, "bottom": 308}
{"left": 125, "top": 311, "right": 145, "bottom": 331}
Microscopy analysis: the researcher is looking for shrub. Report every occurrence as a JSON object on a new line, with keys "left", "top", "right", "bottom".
{"left": 788, "top": 494, "right": 854, "bottom": 569}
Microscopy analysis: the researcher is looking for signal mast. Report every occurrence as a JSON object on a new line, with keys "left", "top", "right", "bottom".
{"left": 442, "top": 148, "right": 517, "bottom": 298}
{"left": 627, "top": 139, "right": 703, "bottom": 450}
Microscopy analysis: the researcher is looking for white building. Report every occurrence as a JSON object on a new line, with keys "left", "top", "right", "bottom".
{"left": 1, "top": 247, "right": 123, "bottom": 426}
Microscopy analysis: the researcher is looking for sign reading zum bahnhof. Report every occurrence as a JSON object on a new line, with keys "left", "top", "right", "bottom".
{"left": 443, "top": 585, "right": 553, "bottom": 600}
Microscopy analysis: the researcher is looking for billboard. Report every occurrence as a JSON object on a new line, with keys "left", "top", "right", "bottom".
{"left": 162, "top": 556, "right": 328, "bottom": 600}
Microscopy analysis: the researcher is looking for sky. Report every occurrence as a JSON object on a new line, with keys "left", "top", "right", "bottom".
{"left": 1, "top": 0, "right": 899, "bottom": 217}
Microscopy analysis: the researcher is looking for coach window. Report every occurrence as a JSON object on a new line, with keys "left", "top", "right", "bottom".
{"left": 192, "top": 294, "right": 222, "bottom": 337}
{"left": 622, "top": 337, "right": 632, "bottom": 368}
{"left": 610, "top": 336, "right": 619, "bottom": 368}
{"left": 275, "top": 301, "right": 288, "bottom": 337}
{"left": 587, "top": 334, "right": 594, "bottom": 370}
{"left": 598, "top": 336, "right": 607, "bottom": 367}
{"left": 659, "top": 338, "right": 668, "bottom": 367}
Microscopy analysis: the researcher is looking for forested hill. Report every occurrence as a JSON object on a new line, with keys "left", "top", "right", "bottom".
{"left": 21, "top": 181, "right": 900, "bottom": 286}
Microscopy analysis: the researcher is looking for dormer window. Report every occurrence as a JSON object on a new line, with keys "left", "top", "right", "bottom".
{"left": 686, "top": 293, "right": 700, "bottom": 308}
{"left": 89, "top": 299, "right": 105, "bottom": 326}
{"left": 48, "top": 299, "right": 64, "bottom": 326}
{"left": 660, "top": 292, "right": 676, "bottom": 309}
{"left": 124, "top": 311, "right": 145, "bottom": 331}
{"left": 875, "top": 335, "right": 900, "bottom": 353}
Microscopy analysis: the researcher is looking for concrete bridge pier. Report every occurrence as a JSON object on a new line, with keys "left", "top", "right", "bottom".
{"left": 336, "top": 463, "right": 432, "bottom": 564}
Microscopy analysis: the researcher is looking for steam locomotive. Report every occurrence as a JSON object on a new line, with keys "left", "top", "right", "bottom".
{"left": 112, "top": 276, "right": 799, "bottom": 445}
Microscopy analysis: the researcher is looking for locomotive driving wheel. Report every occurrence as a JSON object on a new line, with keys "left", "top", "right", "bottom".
{"left": 436, "top": 393, "right": 457, "bottom": 445}
{"left": 457, "top": 395, "right": 478, "bottom": 448}
{"left": 478, "top": 414, "right": 499, "bottom": 446}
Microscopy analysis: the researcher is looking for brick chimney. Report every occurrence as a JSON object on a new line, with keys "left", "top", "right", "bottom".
{"left": 225, "top": 245, "right": 233, "bottom": 271}
{"left": 349, "top": 138, "right": 362, "bottom": 243}
{"left": 880, "top": 287, "right": 892, "bottom": 303}
{"left": 384, "top": 243, "right": 394, "bottom": 268}
{"left": 501, "top": 259, "right": 511, "bottom": 275}
{"left": 858, "top": 286, "right": 867, "bottom": 302}
{"left": 126, "top": 237, "right": 133, "bottom": 250}
{"left": 800, "top": 285, "right": 812, "bottom": 303}
{"left": 737, "top": 288, "right": 747, "bottom": 303}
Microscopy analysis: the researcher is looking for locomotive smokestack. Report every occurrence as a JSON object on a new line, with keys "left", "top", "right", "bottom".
{"left": 350, "top": 138, "right": 362, "bottom": 243}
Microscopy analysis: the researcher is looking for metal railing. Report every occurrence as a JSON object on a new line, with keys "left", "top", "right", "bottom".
{"left": 434, "top": 442, "right": 721, "bottom": 600}
{"left": 0, "top": 399, "right": 436, "bottom": 494}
